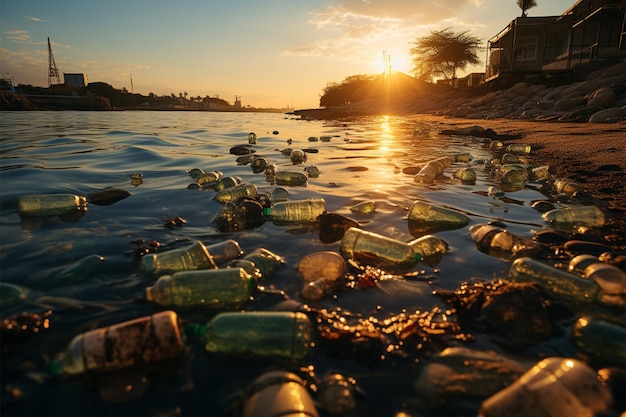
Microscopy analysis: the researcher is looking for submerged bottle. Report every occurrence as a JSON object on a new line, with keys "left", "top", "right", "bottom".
{"left": 242, "top": 371, "right": 319, "bottom": 417}
{"left": 479, "top": 357, "right": 612, "bottom": 417}
{"left": 145, "top": 267, "right": 256, "bottom": 309}
{"left": 49, "top": 310, "right": 185, "bottom": 375}
{"left": 18, "top": 194, "right": 87, "bottom": 217}
{"left": 263, "top": 198, "right": 326, "bottom": 225}
{"left": 571, "top": 316, "right": 626, "bottom": 366}
{"left": 508, "top": 257, "right": 621, "bottom": 312}
{"left": 213, "top": 182, "right": 258, "bottom": 203}
{"left": 139, "top": 240, "right": 218, "bottom": 275}
{"left": 185, "top": 311, "right": 312, "bottom": 361}
{"left": 470, "top": 224, "right": 541, "bottom": 262}
{"left": 349, "top": 200, "right": 376, "bottom": 214}
{"left": 340, "top": 227, "right": 422, "bottom": 270}
{"left": 542, "top": 205, "right": 606, "bottom": 229}
{"left": 213, "top": 176, "right": 242, "bottom": 192}
{"left": 204, "top": 239, "right": 243, "bottom": 266}
{"left": 298, "top": 251, "right": 347, "bottom": 301}
{"left": 228, "top": 247, "right": 284, "bottom": 280}
{"left": 317, "top": 373, "right": 357, "bottom": 415}
{"left": 195, "top": 170, "right": 223, "bottom": 186}
{"left": 408, "top": 235, "right": 449, "bottom": 267}
{"left": 407, "top": 201, "right": 470, "bottom": 234}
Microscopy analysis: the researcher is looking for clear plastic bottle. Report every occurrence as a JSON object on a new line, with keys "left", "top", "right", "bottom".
{"left": 275, "top": 171, "right": 308, "bottom": 186}
{"left": 470, "top": 224, "right": 541, "bottom": 262}
{"left": 139, "top": 240, "right": 218, "bottom": 275}
{"left": 47, "top": 254, "right": 105, "bottom": 288}
{"left": 263, "top": 198, "right": 326, "bottom": 225}
{"left": 195, "top": 170, "right": 222, "bottom": 186}
{"left": 542, "top": 205, "right": 606, "bottom": 229}
{"left": 247, "top": 132, "right": 257, "bottom": 144}
{"left": 228, "top": 248, "right": 285, "bottom": 280}
{"left": 508, "top": 257, "right": 611, "bottom": 311}
{"left": 408, "top": 235, "right": 449, "bottom": 267}
{"left": 298, "top": 251, "right": 346, "bottom": 301}
{"left": 504, "top": 144, "right": 531, "bottom": 155}
{"left": 407, "top": 201, "right": 470, "bottom": 234}
{"left": 571, "top": 316, "right": 626, "bottom": 366}
{"left": 48, "top": 310, "right": 185, "bottom": 375}
{"left": 18, "top": 194, "right": 87, "bottom": 217}
{"left": 213, "top": 176, "right": 242, "bottom": 191}
{"left": 317, "top": 373, "right": 357, "bottom": 415}
{"left": 349, "top": 200, "right": 376, "bottom": 214}
{"left": 567, "top": 254, "right": 601, "bottom": 275}
{"left": 413, "top": 157, "right": 453, "bottom": 184}
{"left": 145, "top": 267, "right": 256, "bottom": 309}
{"left": 479, "top": 357, "right": 612, "bottom": 417}
{"left": 340, "top": 227, "right": 422, "bottom": 270}
{"left": 213, "top": 182, "right": 258, "bottom": 203}
{"left": 242, "top": 371, "right": 319, "bottom": 417}
{"left": 185, "top": 311, "right": 312, "bottom": 361}
{"left": 554, "top": 178, "right": 583, "bottom": 196}
{"left": 204, "top": 239, "right": 243, "bottom": 266}
{"left": 582, "top": 262, "right": 626, "bottom": 308}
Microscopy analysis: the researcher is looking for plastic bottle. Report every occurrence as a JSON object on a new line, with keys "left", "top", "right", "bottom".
{"left": 242, "top": 370, "right": 319, "bottom": 417}
{"left": 340, "top": 227, "right": 422, "bottom": 270}
{"left": 453, "top": 167, "right": 476, "bottom": 184}
{"left": 408, "top": 235, "right": 449, "bottom": 267}
{"left": 248, "top": 132, "right": 257, "bottom": 144}
{"left": 542, "top": 205, "right": 606, "bottom": 229}
{"left": 195, "top": 170, "right": 222, "bottom": 186}
{"left": 213, "top": 182, "right": 258, "bottom": 203}
{"left": 145, "top": 267, "right": 256, "bottom": 309}
{"left": 554, "top": 179, "right": 583, "bottom": 196}
{"left": 18, "top": 194, "right": 87, "bottom": 217}
{"left": 571, "top": 316, "right": 626, "bottom": 366}
{"left": 298, "top": 251, "right": 346, "bottom": 301}
{"left": 139, "top": 240, "right": 218, "bottom": 275}
{"left": 204, "top": 239, "right": 243, "bottom": 266}
{"left": 213, "top": 176, "right": 242, "bottom": 191}
{"left": 582, "top": 262, "right": 626, "bottom": 307}
{"left": 46, "top": 254, "right": 105, "bottom": 288}
{"left": 567, "top": 254, "right": 601, "bottom": 275}
{"left": 504, "top": 144, "right": 531, "bottom": 155}
{"left": 251, "top": 157, "right": 269, "bottom": 173}
{"left": 275, "top": 171, "right": 308, "bottom": 186}
{"left": 228, "top": 247, "right": 284, "bottom": 280}
{"left": 48, "top": 310, "right": 185, "bottom": 375}
{"left": 317, "top": 373, "right": 357, "bottom": 415}
{"left": 263, "top": 198, "right": 326, "bottom": 225}
{"left": 185, "top": 311, "right": 312, "bottom": 361}
{"left": 407, "top": 201, "right": 470, "bottom": 234}
{"left": 508, "top": 257, "right": 620, "bottom": 311}
{"left": 413, "top": 157, "right": 453, "bottom": 184}
{"left": 349, "top": 200, "right": 376, "bottom": 214}
{"left": 501, "top": 153, "right": 524, "bottom": 164}
{"left": 479, "top": 357, "right": 612, "bottom": 417}
{"left": 290, "top": 149, "right": 306, "bottom": 164}
{"left": 470, "top": 224, "right": 541, "bottom": 262}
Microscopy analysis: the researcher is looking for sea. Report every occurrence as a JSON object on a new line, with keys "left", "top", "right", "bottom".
{"left": 0, "top": 111, "right": 623, "bottom": 417}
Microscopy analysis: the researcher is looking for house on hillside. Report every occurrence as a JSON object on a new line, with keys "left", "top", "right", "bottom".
{"left": 485, "top": 0, "right": 625, "bottom": 82}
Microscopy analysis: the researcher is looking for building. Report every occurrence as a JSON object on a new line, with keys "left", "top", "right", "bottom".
{"left": 64, "top": 73, "right": 88, "bottom": 88}
{"left": 485, "top": 0, "right": 625, "bottom": 82}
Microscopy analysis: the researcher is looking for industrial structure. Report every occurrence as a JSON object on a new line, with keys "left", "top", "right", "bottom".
{"left": 47, "top": 37, "right": 60, "bottom": 87}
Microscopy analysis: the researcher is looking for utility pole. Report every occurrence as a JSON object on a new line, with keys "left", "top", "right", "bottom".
{"left": 48, "top": 37, "right": 61, "bottom": 86}
{"left": 130, "top": 74, "right": 134, "bottom": 93}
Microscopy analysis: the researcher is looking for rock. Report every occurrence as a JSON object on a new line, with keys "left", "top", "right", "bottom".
{"left": 559, "top": 106, "right": 602, "bottom": 122}
{"left": 537, "top": 100, "right": 555, "bottom": 109}
{"left": 589, "top": 107, "right": 626, "bottom": 123}
{"left": 586, "top": 87, "right": 615, "bottom": 109}
{"left": 555, "top": 95, "right": 587, "bottom": 111}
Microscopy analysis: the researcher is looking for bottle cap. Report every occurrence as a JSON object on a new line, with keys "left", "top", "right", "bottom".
{"left": 48, "top": 357, "right": 64, "bottom": 376}
{"left": 184, "top": 323, "right": 207, "bottom": 342}
{"left": 262, "top": 207, "right": 271, "bottom": 217}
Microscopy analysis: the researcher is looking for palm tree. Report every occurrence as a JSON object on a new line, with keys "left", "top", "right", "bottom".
{"left": 517, "top": 0, "right": 537, "bottom": 17}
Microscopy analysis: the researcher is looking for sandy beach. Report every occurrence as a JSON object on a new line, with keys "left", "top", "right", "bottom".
{"left": 418, "top": 116, "right": 626, "bottom": 212}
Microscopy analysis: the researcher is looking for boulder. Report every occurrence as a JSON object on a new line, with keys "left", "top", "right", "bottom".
{"left": 586, "top": 87, "right": 615, "bottom": 109}
{"left": 555, "top": 95, "right": 586, "bottom": 111}
{"left": 588, "top": 107, "right": 625, "bottom": 123}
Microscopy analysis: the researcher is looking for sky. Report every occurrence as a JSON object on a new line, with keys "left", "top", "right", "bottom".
{"left": 1, "top": 0, "right": 574, "bottom": 109}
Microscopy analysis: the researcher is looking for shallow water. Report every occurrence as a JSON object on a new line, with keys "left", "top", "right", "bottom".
{"left": 0, "top": 111, "right": 622, "bottom": 416}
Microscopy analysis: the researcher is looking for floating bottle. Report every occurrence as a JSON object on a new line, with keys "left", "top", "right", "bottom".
{"left": 139, "top": 240, "right": 217, "bottom": 275}
{"left": 340, "top": 227, "right": 421, "bottom": 271}
{"left": 453, "top": 152, "right": 473, "bottom": 162}
{"left": 414, "top": 157, "right": 453, "bottom": 184}
{"left": 145, "top": 267, "right": 256, "bottom": 309}
{"left": 251, "top": 157, "right": 269, "bottom": 173}
{"left": 407, "top": 201, "right": 470, "bottom": 234}
{"left": 263, "top": 198, "right": 326, "bottom": 225}
{"left": 317, "top": 373, "right": 357, "bottom": 415}
{"left": 205, "top": 239, "right": 243, "bottom": 266}
{"left": 408, "top": 235, "right": 449, "bottom": 267}
{"left": 290, "top": 149, "right": 306, "bottom": 164}
{"left": 195, "top": 170, "right": 222, "bottom": 186}
{"left": 508, "top": 257, "right": 622, "bottom": 312}
{"left": 275, "top": 171, "right": 308, "bottom": 186}
{"left": 571, "top": 316, "right": 626, "bottom": 366}
{"left": 542, "top": 205, "right": 606, "bottom": 229}
{"left": 479, "top": 357, "right": 612, "bottom": 417}
{"left": 501, "top": 153, "right": 524, "bottom": 164}
{"left": 213, "top": 182, "right": 258, "bottom": 203}
{"left": 185, "top": 311, "right": 312, "bottom": 361}
{"left": 228, "top": 247, "right": 284, "bottom": 280}
{"left": 213, "top": 176, "right": 242, "bottom": 192}
{"left": 247, "top": 132, "right": 257, "bottom": 144}
{"left": 298, "top": 251, "right": 346, "bottom": 301}
{"left": 349, "top": 200, "right": 376, "bottom": 214}
{"left": 18, "top": 194, "right": 87, "bottom": 217}
{"left": 44, "top": 254, "right": 105, "bottom": 288}
{"left": 470, "top": 224, "right": 541, "bottom": 262}
{"left": 529, "top": 165, "right": 551, "bottom": 181}
{"left": 453, "top": 167, "right": 476, "bottom": 184}
{"left": 242, "top": 371, "right": 319, "bottom": 417}
{"left": 48, "top": 310, "right": 185, "bottom": 376}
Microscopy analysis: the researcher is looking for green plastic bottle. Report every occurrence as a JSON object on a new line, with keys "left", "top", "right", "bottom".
{"left": 274, "top": 171, "right": 308, "bottom": 186}
{"left": 407, "top": 201, "right": 470, "bottom": 234}
{"left": 340, "top": 227, "right": 422, "bottom": 270}
{"left": 227, "top": 248, "right": 284, "bottom": 280}
{"left": 213, "top": 182, "right": 258, "bottom": 203}
{"left": 145, "top": 267, "right": 257, "bottom": 309}
{"left": 139, "top": 240, "right": 218, "bottom": 275}
{"left": 262, "top": 199, "right": 326, "bottom": 225}
{"left": 571, "top": 316, "right": 626, "bottom": 366}
{"left": 186, "top": 311, "right": 312, "bottom": 361}
{"left": 18, "top": 193, "right": 87, "bottom": 217}
{"left": 49, "top": 310, "right": 185, "bottom": 375}
{"left": 542, "top": 206, "right": 606, "bottom": 229}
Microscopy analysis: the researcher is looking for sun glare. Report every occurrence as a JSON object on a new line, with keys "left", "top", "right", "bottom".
{"left": 372, "top": 50, "right": 413, "bottom": 75}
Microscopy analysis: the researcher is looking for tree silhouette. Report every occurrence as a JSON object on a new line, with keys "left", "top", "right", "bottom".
{"left": 517, "top": 0, "right": 538, "bottom": 17}
{"left": 409, "top": 28, "right": 482, "bottom": 85}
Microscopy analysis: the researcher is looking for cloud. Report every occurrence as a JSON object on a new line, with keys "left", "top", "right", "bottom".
{"left": 25, "top": 16, "right": 48, "bottom": 22}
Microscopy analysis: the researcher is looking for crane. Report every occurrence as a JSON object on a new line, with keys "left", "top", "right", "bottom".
{"left": 48, "top": 37, "right": 61, "bottom": 86}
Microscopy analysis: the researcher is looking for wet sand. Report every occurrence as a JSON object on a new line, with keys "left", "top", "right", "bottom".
{"left": 419, "top": 116, "right": 626, "bottom": 213}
